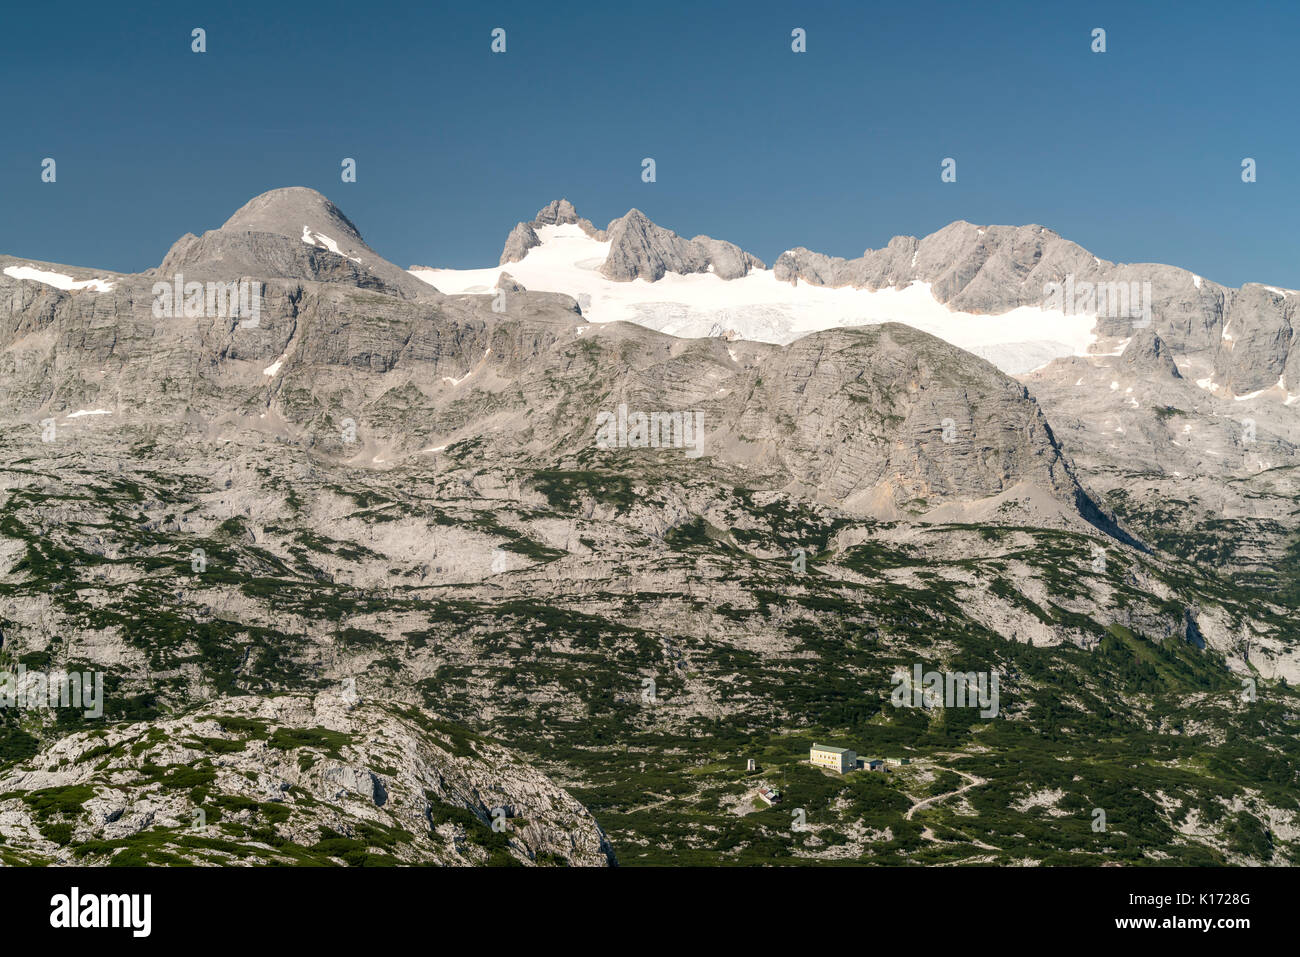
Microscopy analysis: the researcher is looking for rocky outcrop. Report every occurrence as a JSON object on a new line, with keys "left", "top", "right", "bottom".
{"left": 1212, "top": 284, "right": 1296, "bottom": 395}
{"left": 533, "top": 199, "right": 604, "bottom": 239}
{"left": 1120, "top": 329, "right": 1181, "bottom": 379}
{"left": 600, "top": 209, "right": 764, "bottom": 281}
{"left": 499, "top": 222, "right": 540, "bottom": 264}
{"left": 496, "top": 272, "right": 526, "bottom": 294}
{"left": 710, "top": 323, "right": 1103, "bottom": 523}
{"left": 0, "top": 693, "right": 616, "bottom": 866}
{"left": 499, "top": 199, "right": 605, "bottom": 266}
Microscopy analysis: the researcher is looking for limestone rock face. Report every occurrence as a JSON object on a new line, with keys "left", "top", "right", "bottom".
{"left": 600, "top": 209, "right": 764, "bottom": 281}
{"left": 689, "top": 235, "right": 765, "bottom": 280}
{"left": 600, "top": 208, "right": 705, "bottom": 281}
{"left": 1212, "top": 284, "right": 1295, "bottom": 395}
{"left": 1120, "top": 329, "right": 1181, "bottom": 379}
{"left": 499, "top": 222, "right": 541, "bottom": 264}
{"left": 743, "top": 325, "right": 1083, "bottom": 510}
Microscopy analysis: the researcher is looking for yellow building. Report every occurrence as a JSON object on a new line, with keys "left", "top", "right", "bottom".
{"left": 809, "top": 743, "right": 856, "bottom": 773}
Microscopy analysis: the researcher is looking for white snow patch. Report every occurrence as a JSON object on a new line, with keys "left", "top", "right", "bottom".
{"left": 4, "top": 265, "right": 115, "bottom": 292}
{"left": 1092, "top": 336, "right": 1132, "bottom": 357}
{"left": 302, "top": 226, "right": 362, "bottom": 264}
{"left": 66, "top": 409, "right": 112, "bottom": 418}
{"left": 409, "top": 225, "right": 1099, "bottom": 376}
{"left": 263, "top": 358, "right": 285, "bottom": 377}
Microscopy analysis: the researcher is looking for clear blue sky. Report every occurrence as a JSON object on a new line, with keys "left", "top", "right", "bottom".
{"left": 1, "top": 0, "right": 1295, "bottom": 288}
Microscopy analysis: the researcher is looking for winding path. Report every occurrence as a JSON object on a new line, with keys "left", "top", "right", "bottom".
{"left": 905, "top": 767, "right": 987, "bottom": 821}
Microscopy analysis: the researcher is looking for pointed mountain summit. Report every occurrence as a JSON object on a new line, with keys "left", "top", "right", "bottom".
{"left": 158, "top": 187, "right": 437, "bottom": 300}
{"left": 499, "top": 198, "right": 605, "bottom": 264}
{"left": 222, "top": 187, "right": 369, "bottom": 254}
{"left": 531, "top": 198, "right": 605, "bottom": 240}
{"left": 600, "top": 208, "right": 764, "bottom": 281}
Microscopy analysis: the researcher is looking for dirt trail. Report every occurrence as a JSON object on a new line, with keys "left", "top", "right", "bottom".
{"left": 906, "top": 767, "right": 987, "bottom": 821}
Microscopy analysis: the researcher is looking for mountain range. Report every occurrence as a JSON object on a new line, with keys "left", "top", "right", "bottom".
{"left": 0, "top": 187, "right": 1296, "bottom": 867}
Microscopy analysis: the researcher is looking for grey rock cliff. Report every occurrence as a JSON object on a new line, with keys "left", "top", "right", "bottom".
{"left": 499, "top": 221, "right": 541, "bottom": 264}
{"left": 1120, "top": 329, "right": 1182, "bottom": 379}
{"left": 600, "top": 208, "right": 764, "bottom": 281}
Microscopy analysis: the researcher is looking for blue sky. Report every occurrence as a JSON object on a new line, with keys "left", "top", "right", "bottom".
{"left": 1, "top": 0, "right": 1295, "bottom": 287}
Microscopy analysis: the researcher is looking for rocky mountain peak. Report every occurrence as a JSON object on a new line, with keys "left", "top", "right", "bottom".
{"left": 155, "top": 187, "right": 437, "bottom": 299}
{"left": 222, "top": 186, "right": 368, "bottom": 249}
{"left": 533, "top": 198, "right": 583, "bottom": 226}
{"left": 499, "top": 199, "right": 606, "bottom": 264}
{"left": 600, "top": 208, "right": 763, "bottom": 281}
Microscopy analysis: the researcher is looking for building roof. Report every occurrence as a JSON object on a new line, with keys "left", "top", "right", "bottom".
{"left": 811, "top": 744, "right": 852, "bottom": 755}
